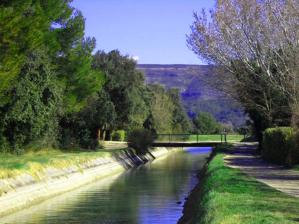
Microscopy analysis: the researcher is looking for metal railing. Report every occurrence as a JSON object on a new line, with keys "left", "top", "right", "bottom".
{"left": 156, "top": 133, "right": 229, "bottom": 143}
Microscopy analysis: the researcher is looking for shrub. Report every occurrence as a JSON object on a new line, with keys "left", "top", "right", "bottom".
{"left": 262, "top": 127, "right": 298, "bottom": 166}
{"left": 111, "top": 130, "right": 126, "bottom": 141}
{"left": 291, "top": 131, "right": 299, "bottom": 165}
{"left": 127, "top": 129, "right": 156, "bottom": 155}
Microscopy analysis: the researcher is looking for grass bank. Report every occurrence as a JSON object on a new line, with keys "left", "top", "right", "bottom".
{"left": 188, "top": 134, "right": 244, "bottom": 142}
{"left": 0, "top": 147, "right": 123, "bottom": 180}
{"left": 183, "top": 147, "right": 299, "bottom": 224}
{"left": 0, "top": 146, "right": 174, "bottom": 217}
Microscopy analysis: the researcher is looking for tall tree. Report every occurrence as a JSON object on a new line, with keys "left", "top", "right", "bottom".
{"left": 0, "top": 1, "right": 104, "bottom": 110}
{"left": 0, "top": 0, "right": 72, "bottom": 105}
{"left": 168, "top": 88, "right": 191, "bottom": 133}
{"left": 187, "top": 0, "right": 299, "bottom": 142}
{"left": 146, "top": 85, "right": 175, "bottom": 134}
{"left": 93, "top": 50, "right": 150, "bottom": 136}
{"left": 0, "top": 1, "right": 105, "bottom": 151}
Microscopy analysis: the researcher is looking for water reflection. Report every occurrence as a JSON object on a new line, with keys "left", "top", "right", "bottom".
{"left": 0, "top": 147, "right": 211, "bottom": 224}
{"left": 185, "top": 147, "right": 212, "bottom": 155}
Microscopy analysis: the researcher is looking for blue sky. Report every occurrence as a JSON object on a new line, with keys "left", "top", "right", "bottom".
{"left": 71, "top": 1, "right": 215, "bottom": 64}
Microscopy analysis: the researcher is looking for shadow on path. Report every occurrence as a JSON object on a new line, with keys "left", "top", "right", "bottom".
{"left": 225, "top": 143, "right": 299, "bottom": 198}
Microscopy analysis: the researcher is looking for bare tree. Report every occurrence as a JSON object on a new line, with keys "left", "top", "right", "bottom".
{"left": 187, "top": 0, "right": 299, "bottom": 137}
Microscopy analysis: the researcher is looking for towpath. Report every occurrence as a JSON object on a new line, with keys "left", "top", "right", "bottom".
{"left": 224, "top": 143, "right": 299, "bottom": 198}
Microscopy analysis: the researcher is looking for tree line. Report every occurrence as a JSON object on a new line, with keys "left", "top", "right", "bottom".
{"left": 188, "top": 0, "right": 299, "bottom": 147}
{"left": 0, "top": 1, "right": 190, "bottom": 153}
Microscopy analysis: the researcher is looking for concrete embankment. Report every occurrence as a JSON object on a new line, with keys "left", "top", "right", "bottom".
{"left": 0, "top": 147, "right": 175, "bottom": 217}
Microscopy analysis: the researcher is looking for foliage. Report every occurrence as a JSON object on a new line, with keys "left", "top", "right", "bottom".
{"left": 146, "top": 85, "right": 175, "bottom": 133}
{"left": 0, "top": 1, "right": 103, "bottom": 111}
{"left": 167, "top": 88, "right": 191, "bottom": 133}
{"left": 145, "top": 85, "right": 190, "bottom": 134}
{"left": 57, "top": 35, "right": 105, "bottom": 113}
{"left": 112, "top": 130, "right": 126, "bottom": 141}
{"left": 193, "top": 112, "right": 221, "bottom": 134}
{"left": 92, "top": 50, "right": 150, "bottom": 136}
{"left": 60, "top": 89, "right": 118, "bottom": 149}
{"left": 0, "top": 1, "right": 105, "bottom": 152}
{"left": 262, "top": 127, "right": 299, "bottom": 166}
{"left": 193, "top": 152, "right": 299, "bottom": 224}
{"left": 0, "top": 2, "right": 192, "bottom": 153}
{"left": 0, "top": 0, "right": 72, "bottom": 105}
{"left": 187, "top": 0, "right": 299, "bottom": 144}
{"left": 127, "top": 129, "right": 156, "bottom": 156}
{"left": 0, "top": 50, "right": 62, "bottom": 153}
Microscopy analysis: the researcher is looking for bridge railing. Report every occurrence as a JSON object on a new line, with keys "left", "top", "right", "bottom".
{"left": 155, "top": 134, "right": 244, "bottom": 143}
{"left": 156, "top": 134, "right": 191, "bottom": 143}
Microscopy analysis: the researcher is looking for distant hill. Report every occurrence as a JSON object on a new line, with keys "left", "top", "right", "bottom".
{"left": 137, "top": 64, "right": 246, "bottom": 128}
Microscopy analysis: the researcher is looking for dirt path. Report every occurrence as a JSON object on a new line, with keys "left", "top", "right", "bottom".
{"left": 101, "top": 141, "right": 128, "bottom": 150}
{"left": 224, "top": 143, "right": 299, "bottom": 198}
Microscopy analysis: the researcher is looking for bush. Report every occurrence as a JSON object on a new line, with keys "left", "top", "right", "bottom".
{"left": 111, "top": 130, "right": 126, "bottom": 141}
{"left": 262, "top": 127, "right": 299, "bottom": 166}
{"left": 127, "top": 129, "right": 156, "bottom": 155}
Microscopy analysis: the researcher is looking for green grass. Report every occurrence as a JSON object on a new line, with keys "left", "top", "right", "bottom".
{"left": 0, "top": 148, "right": 124, "bottom": 179}
{"left": 188, "top": 134, "right": 244, "bottom": 142}
{"left": 195, "top": 152, "right": 299, "bottom": 224}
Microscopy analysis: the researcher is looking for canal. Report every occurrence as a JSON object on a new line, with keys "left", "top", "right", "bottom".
{"left": 0, "top": 147, "right": 211, "bottom": 224}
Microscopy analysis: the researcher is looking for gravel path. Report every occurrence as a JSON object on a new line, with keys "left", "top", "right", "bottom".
{"left": 224, "top": 143, "right": 299, "bottom": 198}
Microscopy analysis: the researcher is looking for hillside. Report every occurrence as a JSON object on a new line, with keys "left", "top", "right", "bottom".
{"left": 137, "top": 64, "right": 246, "bottom": 128}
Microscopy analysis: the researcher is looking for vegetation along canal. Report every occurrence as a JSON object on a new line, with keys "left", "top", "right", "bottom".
{"left": 0, "top": 147, "right": 211, "bottom": 224}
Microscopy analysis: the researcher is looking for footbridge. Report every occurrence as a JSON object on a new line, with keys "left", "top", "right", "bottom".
{"left": 152, "top": 133, "right": 243, "bottom": 147}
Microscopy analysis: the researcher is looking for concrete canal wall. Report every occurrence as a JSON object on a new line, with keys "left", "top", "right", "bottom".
{"left": 0, "top": 147, "right": 178, "bottom": 217}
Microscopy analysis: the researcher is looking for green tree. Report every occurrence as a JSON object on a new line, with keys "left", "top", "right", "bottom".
{"left": 0, "top": 1, "right": 104, "bottom": 109}
{"left": 79, "top": 90, "right": 117, "bottom": 145}
{"left": 59, "top": 90, "right": 117, "bottom": 149}
{"left": 144, "top": 85, "right": 191, "bottom": 134}
{"left": 193, "top": 112, "right": 221, "bottom": 134}
{"left": 58, "top": 37, "right": 104, "bottom": 112}
{"left": 93, "top": 50, "right": 150, "bottom": 136}
{"left": 0, "top": 1, "right": 105, "bottom": 151}
{"left": 0, "top": 0, "right": 73, "bottom": 105}
{"left": 167, "top": 88, "right": 191, "bottom": 133}
{"left": 0, "top": 50, "right": 62, "bottom": 152}
{"left": 146, "top": 85, "right": 175, "bottom": 134}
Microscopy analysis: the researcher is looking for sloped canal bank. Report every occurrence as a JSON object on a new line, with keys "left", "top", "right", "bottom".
{"left": 0, "top": 147, "right": 211, "bottom": 224}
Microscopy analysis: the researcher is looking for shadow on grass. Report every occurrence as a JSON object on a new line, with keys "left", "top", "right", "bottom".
{"left": 201, "top": 154, "right": 299, "bottom": 223}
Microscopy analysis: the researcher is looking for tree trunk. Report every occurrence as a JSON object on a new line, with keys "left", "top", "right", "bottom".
{"left": 105, "top": 130, "right": 111, "bottom": 141}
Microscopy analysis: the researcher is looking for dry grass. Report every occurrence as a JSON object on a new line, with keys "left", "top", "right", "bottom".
{"left": 0, "top": 148, "right": 122, "bottom": 179}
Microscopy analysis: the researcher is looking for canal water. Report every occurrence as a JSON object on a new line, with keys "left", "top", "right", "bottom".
{"left": 1, "top": 147, "right": 211, "bottom": 224}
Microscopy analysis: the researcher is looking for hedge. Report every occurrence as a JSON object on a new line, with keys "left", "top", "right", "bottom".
{"left": 262, "top": 127, "right": 299, "bottom": 166}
